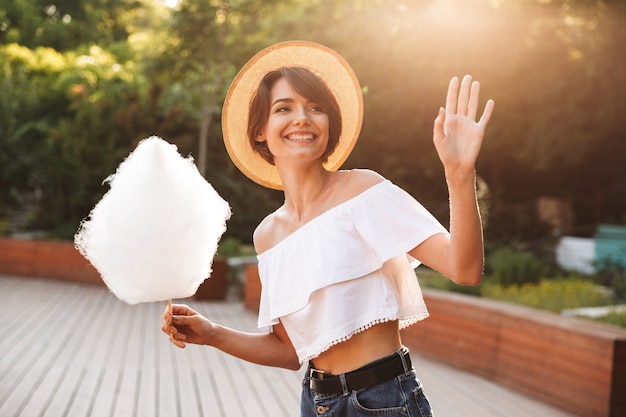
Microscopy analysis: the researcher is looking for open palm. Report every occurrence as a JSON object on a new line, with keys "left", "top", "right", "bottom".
{"left": 433, "top": 75, "right": 495, "bottom": 174}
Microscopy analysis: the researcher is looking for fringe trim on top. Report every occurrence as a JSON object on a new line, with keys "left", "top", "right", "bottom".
{"left": 300, "top": 314, "right": 427, "bottom": 363}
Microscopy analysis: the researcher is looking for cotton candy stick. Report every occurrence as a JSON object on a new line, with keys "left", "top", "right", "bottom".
{"left": 168, "top": 298, "right": 175, "bottom": 342}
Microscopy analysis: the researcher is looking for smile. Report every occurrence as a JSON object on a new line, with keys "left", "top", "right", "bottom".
{"left": 286, "top": 133, "right": 316, "bottom": 141}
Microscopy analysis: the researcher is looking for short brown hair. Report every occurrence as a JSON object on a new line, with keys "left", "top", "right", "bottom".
{"left": 247, "top": 67, "right": 342, "bottom": 165}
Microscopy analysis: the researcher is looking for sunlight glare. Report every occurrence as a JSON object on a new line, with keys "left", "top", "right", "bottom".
{"left": 164, "top": 0, "right": 180, "bottom": 9}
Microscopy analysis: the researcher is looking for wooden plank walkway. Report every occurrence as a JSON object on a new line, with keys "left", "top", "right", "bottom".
{"left": 0, "top": 275, "right": 579, "bottom": 417}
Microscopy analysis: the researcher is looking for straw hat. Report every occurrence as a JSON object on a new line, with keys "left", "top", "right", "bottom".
{"left": 221, "top": 40, "right": 363, "bottom": 190}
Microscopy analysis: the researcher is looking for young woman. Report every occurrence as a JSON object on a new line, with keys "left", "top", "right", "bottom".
{"left": 162, "top": 41, "right": 494, "bottom": 416}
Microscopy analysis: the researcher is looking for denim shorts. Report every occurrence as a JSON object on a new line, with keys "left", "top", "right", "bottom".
{"left": 300, "top": 353, "right": 434, "bottom": 417}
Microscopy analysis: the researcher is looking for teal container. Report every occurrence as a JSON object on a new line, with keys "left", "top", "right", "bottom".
{"left": 594, "top": 224, "right": 626, "bottom": 267}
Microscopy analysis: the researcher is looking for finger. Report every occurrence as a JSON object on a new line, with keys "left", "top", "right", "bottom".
{"left": 478, "top": 99, "right": 495, "bottom": 127}
{"left": 445, "top": 77, "right": 460, "bottom": 115}
{"left": 162, "top": 309, "right": 173, "bottom": 330}
{"left": 171, "top": 336, "right": 186, "bottom": 349}
{"left": 162, "top": 321, "right": 181, "bottom": 344}
{"left": 173, "top": 332, "right": 186, "bottom": 342}
{"left": 172, "top": 314, "right": 193, "bottom": 328}
{"left": 171, "top": 304, "right": 193, "bottom": 316}
{"left": 467, "top": 80, "right": 481, "bottom": 121}
{"left": 433, "top": 107, "right": 445, "bottom": 142}
{"left": 456, "top": 75, "right": 472, "bottom": 116}
{"left": 162, "top": 322, "right": 177, "bottom": 335}
{"left": 169, "top": 330, "right": 187, "bottom": 348}
{"left": 162, "top": 312, "right": 173, "bottom": 330}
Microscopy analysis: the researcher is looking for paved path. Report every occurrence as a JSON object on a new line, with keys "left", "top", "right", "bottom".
{"left": 0, "top": 275, "right": 578, "bottom": 417}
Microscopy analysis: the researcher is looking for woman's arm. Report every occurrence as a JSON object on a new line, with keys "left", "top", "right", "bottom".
{"left": 162, "top": 304, "right": 300, "bottom": 370}
{"left": 162, "top": 215, "right": 299, "bottom": 371}
{"left": 410, "top": 75, "right": 494, "bottom": 285}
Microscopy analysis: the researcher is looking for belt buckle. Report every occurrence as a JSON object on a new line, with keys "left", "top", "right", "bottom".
{"left": 309, "top": 367, "right": 326, "bottom": 380}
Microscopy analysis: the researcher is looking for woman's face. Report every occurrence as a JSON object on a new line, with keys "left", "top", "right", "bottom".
{"left": 256, "top": 77, "right": 330, "bottom": 166}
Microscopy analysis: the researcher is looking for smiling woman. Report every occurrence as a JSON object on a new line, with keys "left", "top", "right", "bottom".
{"left": 247, "top": 68, "right": 340, "bottom": 170}
{"left": 222, "top": 42, "right": 363, "bottom": 190}
{"left": 162, "top": 40, "right": 495, "bottom": 417}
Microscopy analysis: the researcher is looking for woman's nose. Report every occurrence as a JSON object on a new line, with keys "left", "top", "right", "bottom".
{"left": 292, "top": 107, "right": 310, "bottom": 125}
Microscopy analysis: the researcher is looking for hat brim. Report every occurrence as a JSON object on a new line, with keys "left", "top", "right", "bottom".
{"left": 222, "top": 41, "right": 363, "bottom": 190}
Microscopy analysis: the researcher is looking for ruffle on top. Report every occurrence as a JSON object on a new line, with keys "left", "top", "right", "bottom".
{"left": 256, "top": 180, "right": 449, "bottom": 363}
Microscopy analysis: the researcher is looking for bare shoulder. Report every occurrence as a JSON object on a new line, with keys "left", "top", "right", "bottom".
{"left": 253, "top": 210, "right": 281, "bottom": 255}
{"left": 335, "top": 169, "right": 386, "bottom": 197}
{"left": 253, "top": 170, "right": 385, "bottom": 254}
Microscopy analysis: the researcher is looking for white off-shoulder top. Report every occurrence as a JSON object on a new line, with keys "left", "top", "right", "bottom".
{"left": 256, "top": 180, "right": 449, "bottom": 363}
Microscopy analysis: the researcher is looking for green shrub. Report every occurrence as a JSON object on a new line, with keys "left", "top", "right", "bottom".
{"left": 416, "top": 267, "right": 481, "bottom": 296}
{"left": 591, "top": 310, "right": 626, "bottom": 328}
{"left": 418, "top": 266, "right": 625, "bottom": 327}
{"left": 217, "top": 237, "right": 242, "bottom": 257}
{"left": 593, "top": 257, "right": 626, "bottom": 302}
{"left": 485, "top": 247, "right": 553, "bottom": 286}
{"left": 481, "top": 278, "right": 611, "bottom": 312}
{"left": 416, "top": 268, "right": 449, "bottom": 290}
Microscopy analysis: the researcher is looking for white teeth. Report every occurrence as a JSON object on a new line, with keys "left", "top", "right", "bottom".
{"left": 287, "top": 134, "right": 315, "bottom": 140}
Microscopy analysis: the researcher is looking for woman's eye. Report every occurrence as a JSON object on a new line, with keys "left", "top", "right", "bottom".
{"left": 310, "top": 106, "right": 324, "bottom": 113}
{"left": 274, "top": 106, "right": 290, "bottom": 113}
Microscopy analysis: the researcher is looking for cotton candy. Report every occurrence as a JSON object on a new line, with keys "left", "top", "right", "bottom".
{"left": 75, "top": 136, "right": 231, "bottom": 304}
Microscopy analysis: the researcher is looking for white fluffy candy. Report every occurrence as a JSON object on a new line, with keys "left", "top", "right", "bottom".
{"left": 75, "top": 136, "right": 231, "bottom": 304}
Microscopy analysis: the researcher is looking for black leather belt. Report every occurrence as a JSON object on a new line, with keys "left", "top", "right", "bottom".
{"left": 308, "top": 348, "right": 412, "bottom": 395}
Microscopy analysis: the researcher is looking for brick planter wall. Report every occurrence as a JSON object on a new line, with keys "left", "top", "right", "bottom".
{"left": 194, "top": 257, "right": 229, "bottom": 300}
{"left": 0, "top": 238, "right": 230, "bottom": 300}
{"left": 0, "top": 237, "right": 102, "bottom": 285}
{"left": 244, "top": 263, "right": 262, "bottom": 311}
{"left": 402, "top": 290, "right": 626, "bottom": 417}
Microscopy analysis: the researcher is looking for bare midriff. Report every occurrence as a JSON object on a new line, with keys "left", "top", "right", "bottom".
{"left": 309, "top": 320, "right": 403, "bottom": 375}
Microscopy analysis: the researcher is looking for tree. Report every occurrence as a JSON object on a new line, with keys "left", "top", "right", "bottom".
{"left": 1, "top": 0, "right": 625, "bottom": 243}
{"left": 0, "top": 0, "right": 151, "bottom": 51}
{"left": 0, "top": 42, "right": 156, "bottom": 237}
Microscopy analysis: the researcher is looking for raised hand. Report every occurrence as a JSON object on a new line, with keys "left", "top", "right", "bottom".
{"left": 433, "top": 75, "right": 495, "bottom": 175}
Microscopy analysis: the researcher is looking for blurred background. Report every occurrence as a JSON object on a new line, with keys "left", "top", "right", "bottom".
{"left": 1, "top": 0, "right": 625, "bottom": 323}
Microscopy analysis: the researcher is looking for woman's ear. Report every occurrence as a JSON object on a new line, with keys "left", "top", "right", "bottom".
{"left": 255, "top": 131, "right": 266, "bottom": 143}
